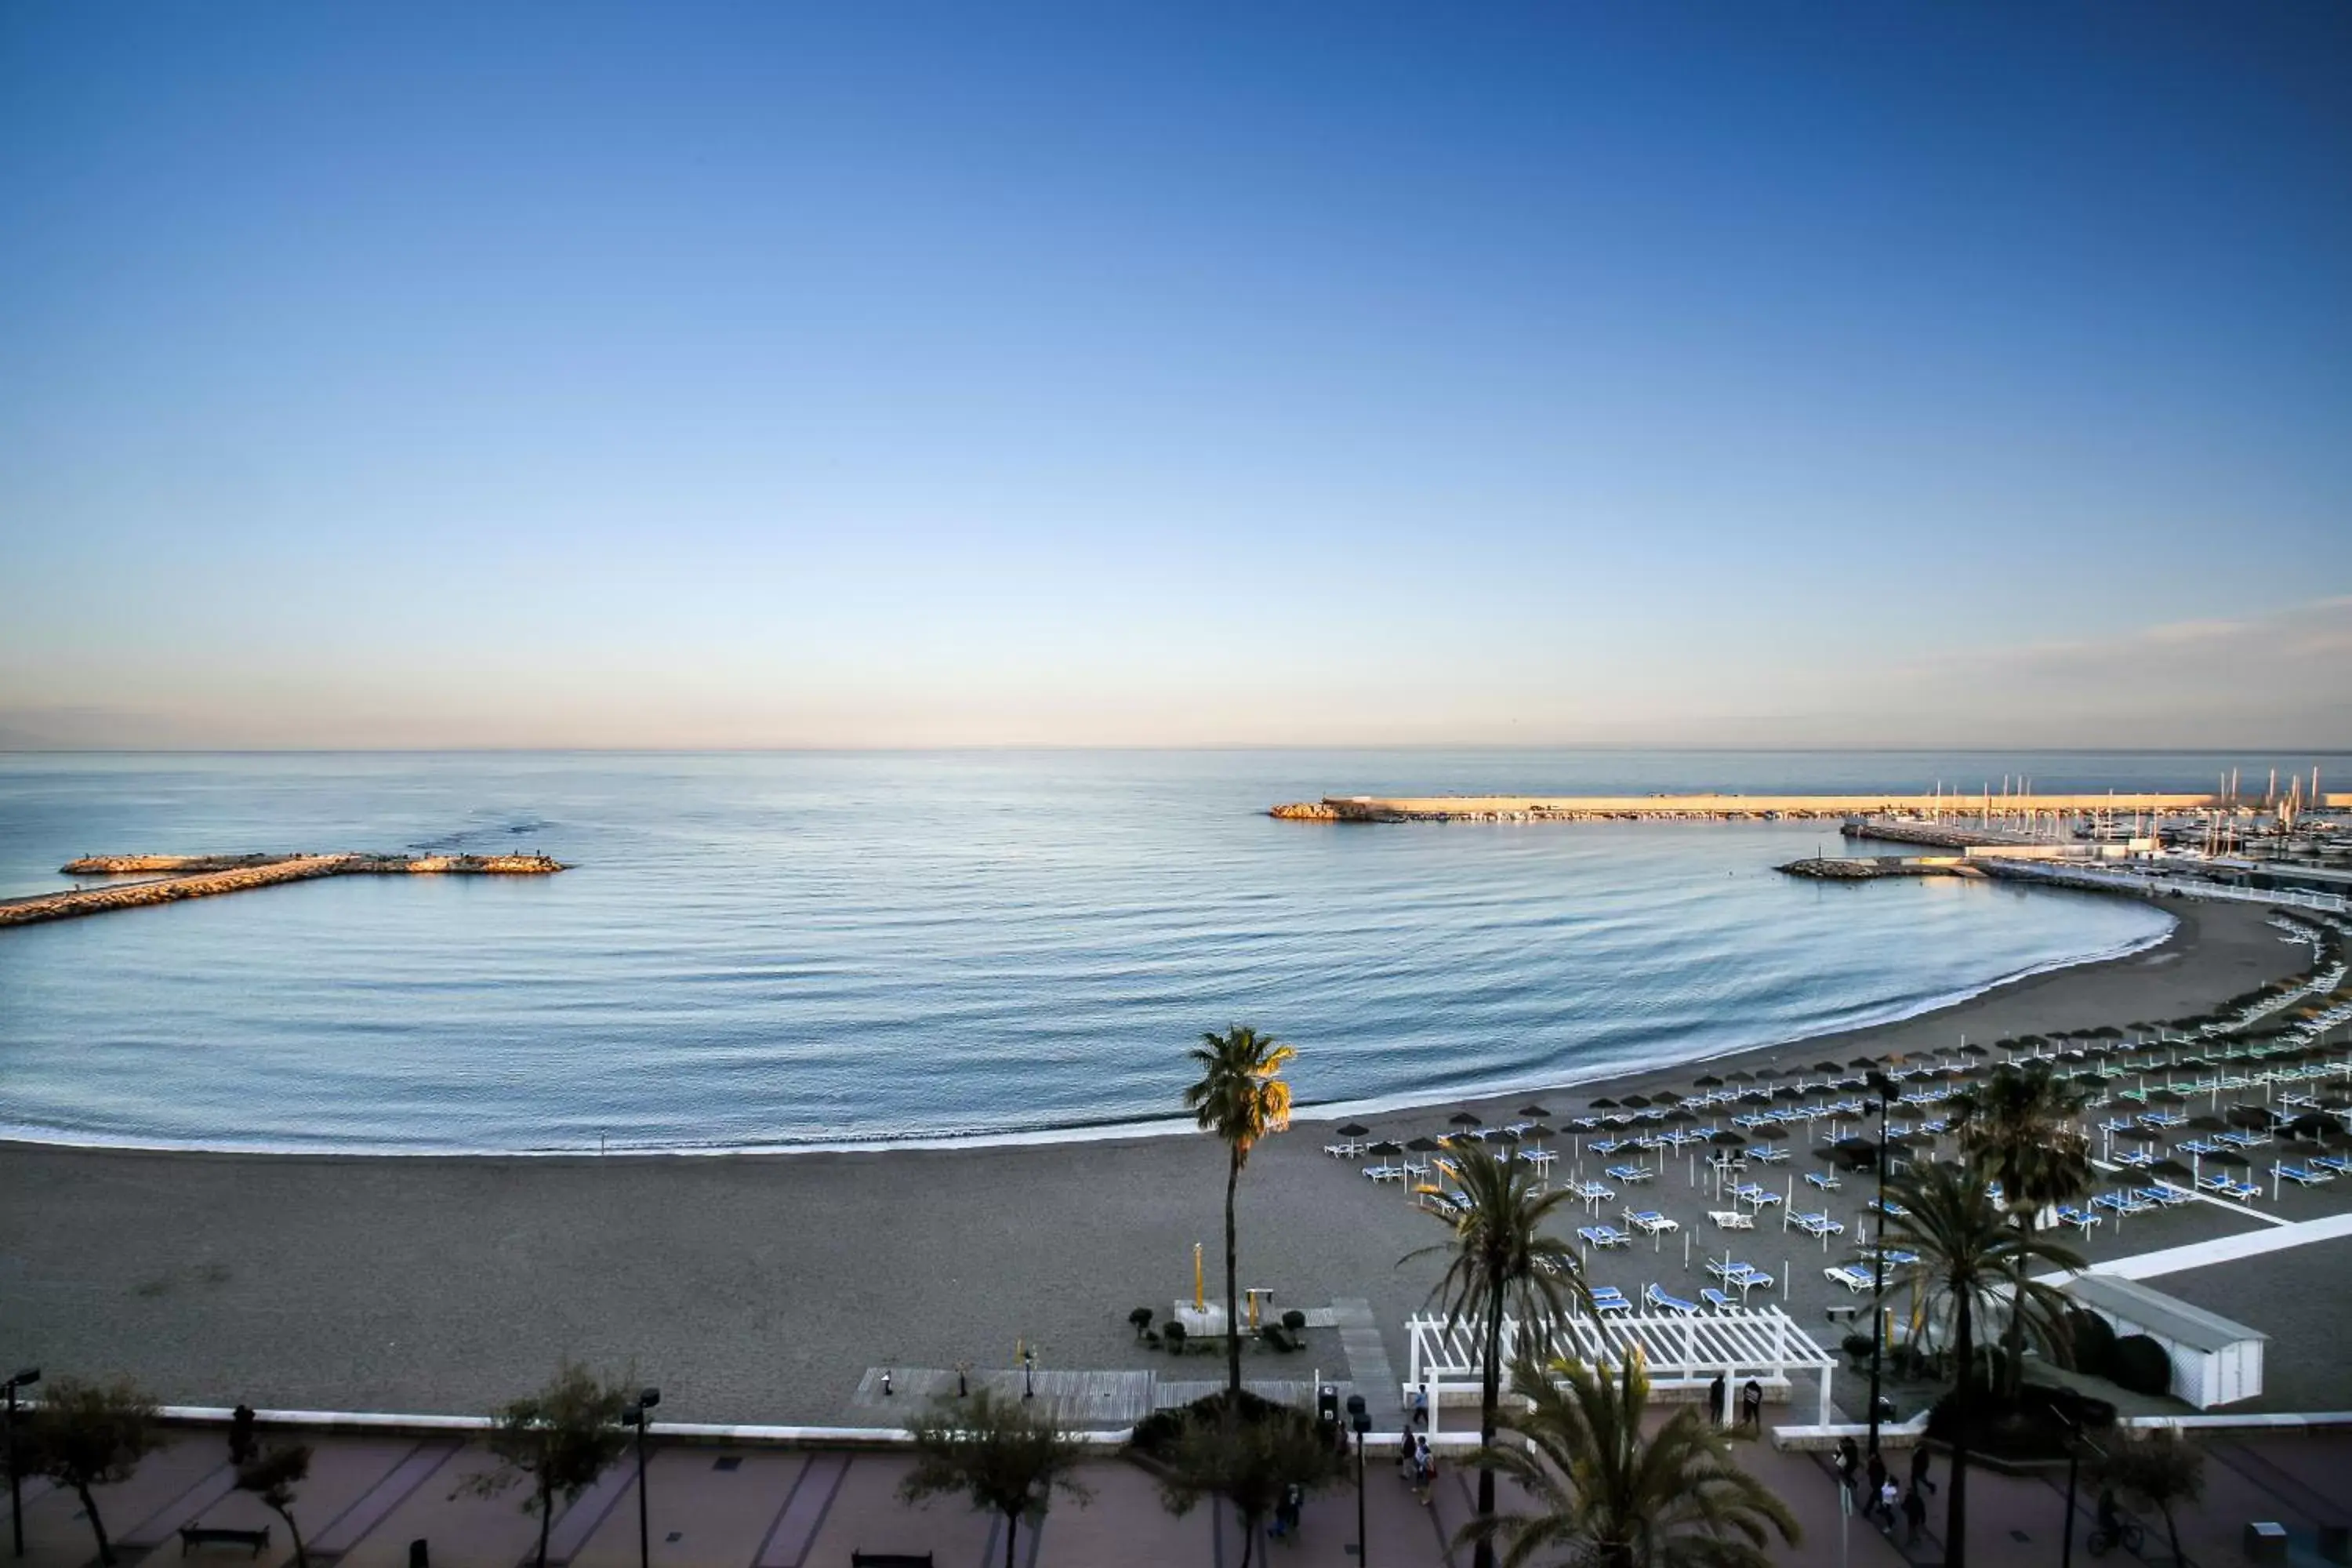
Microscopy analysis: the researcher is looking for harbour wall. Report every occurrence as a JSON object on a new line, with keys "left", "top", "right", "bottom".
{"left": 1269, "top": 792, "right": 2349, "bottom": 822}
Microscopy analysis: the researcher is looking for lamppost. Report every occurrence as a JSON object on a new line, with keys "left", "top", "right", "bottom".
{"left": 7, "top": 1369, "right": 41, "bottom": 1560}
{"left": 619, "top": 1388, "right": 659, "bottom": 1568}
{"left": 1864, "top": 1070, "right": 1896, "bottom": 1457}
{"left": 1345, "top": 1394, "right": 1370, "bottom": 1563}
{"left": 1022, "top": 1348, "right": 1036, "bottom": 1400}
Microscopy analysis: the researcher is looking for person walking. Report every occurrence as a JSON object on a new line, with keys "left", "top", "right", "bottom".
{"left": 1878, "top": 1475, "right": 1900, "bottom": 1529}
{"left": 1834, "top": 1436, "right": 1860, "bottom": 1494}
{"left": 1909, "top": 1443, "right": 1936, "bottom": 1496}
{"left": 1708, "top": 1371, "right": 1727, "bottom": 1426}
{"left": 1411, "top": 1436, "right": 1435, "bottom": 1508}
{"left": 1901, "top": 1482, "right": 1928, "bottom": 1545}
{"left": 1864, "top": 1450, "right": 1888, "bottom": 1516}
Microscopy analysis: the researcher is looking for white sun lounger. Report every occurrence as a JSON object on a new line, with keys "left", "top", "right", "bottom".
{"left": 1578, "top": 1225, "right": 1632, "bottom": 1249}
{"left": 1623, "top": 1209, "right": 1679, "bottom": 1235}
{"left": 1707, "top": 1210, "right": 1755, "bottom": 1230}
{"left": 1824, "top": 1265, "right": 1875, "bottom": 1293}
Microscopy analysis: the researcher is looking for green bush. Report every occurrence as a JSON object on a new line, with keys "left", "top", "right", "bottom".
{"left": 2067, "top": 1309, "right": 2116, "bottom": 1379}
{"left": 2109, "top": 1335, "right": 2172, "bottom": 1397}
{"left": 1163, "top": 1320, "right": 1188, "bottom": 1355}
{"left": 1281, "top": 1309, "right": 1307, "bottom": 1333}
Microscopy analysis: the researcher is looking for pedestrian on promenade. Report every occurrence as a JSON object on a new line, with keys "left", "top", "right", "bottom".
{"left": 1864, "top": 1450, "right": 1888, "bottom": 1514}
{"left": 1708, "top": 1372, "right": 1727, "bottom": 1425}
{"left": 1909, "top": 1444, "right": 1936, "bottom": 1495}
{"left": 1835, "top": 1436, "right": 1860, "bottom": 1494}
{"left": 1902, "top": 1483, "right": 1928, "bottom": 1545}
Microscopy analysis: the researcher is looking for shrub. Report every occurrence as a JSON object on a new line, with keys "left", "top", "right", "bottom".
{"left": 2109, "top": 1335, "right": 2172, "bottom": 1397}
{"left": 1129, "top": 1307, "right": 1155, "bottom": 1340}
{"left": 1281, "top": 1309, "right": 1307, "bottom": 1333}
{"left": 2067, "top": 1309, "right": 2117, "bottom": 1380}
{"left": 1162, "top": 1321, "right": 1187, "bottom": 1355}
{"left": 1841, "top": 1333, "right": 1874, "bottom": 1366}
{"left": 1130, "top": 1387, "right": 1287, "bottom": 1460}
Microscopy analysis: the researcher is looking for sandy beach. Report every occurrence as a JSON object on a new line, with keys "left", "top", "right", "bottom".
{"left": 0, "top": 895, "right": 2321, "bottom": 1427}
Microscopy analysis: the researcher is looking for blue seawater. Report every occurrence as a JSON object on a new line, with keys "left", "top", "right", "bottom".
{"left": 0, "top": 748, "right": 2289, "bottom": 1153}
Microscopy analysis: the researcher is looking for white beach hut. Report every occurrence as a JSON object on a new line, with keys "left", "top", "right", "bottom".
{"left": 2063, "top": 1274, "right": 2266, "bottom": 1410}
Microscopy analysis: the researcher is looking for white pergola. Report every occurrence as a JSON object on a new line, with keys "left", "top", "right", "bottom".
{"left": 1403, "top": 1305, "right": 1838, "bottom": 1435}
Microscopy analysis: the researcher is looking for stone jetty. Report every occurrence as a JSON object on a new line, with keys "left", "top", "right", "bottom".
{"left": 2, "top": 851, "right": 567, "bottom": 928}
{"left": 1268, "top": 791, "right": 2244, "bottom": 823}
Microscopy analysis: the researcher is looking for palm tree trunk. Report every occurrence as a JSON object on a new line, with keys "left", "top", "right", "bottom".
{"left": 75, "top": 1483, "right": 114, "bottom": 1566}
{"left": 1004, "top": 1508, "right": 1019, "bottom": 1568}
{"left": 2003, "top": 1214, "right": 2031, "bottom": 1399}
{"left": 1473, "top": 1286, "right": 1503, "bottom": 1568}
{"left": 2162, "top": 1506, "right": 2182, "bottom": 1567}
{"left": 1225, "top": 1148, "right": 1243, "bottom": 1404}
{"left": 535, "top": 1479, "right": 554, "bottom": 1568}
{"left": 1945, "top": 1294, "right": 1973, "bottom": 1568}
{"left": 1238, "top": 1504, "right": 1258, "bottom": 1568}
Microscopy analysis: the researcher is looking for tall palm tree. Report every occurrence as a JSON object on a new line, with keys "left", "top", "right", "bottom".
{"left": 1878, "top": 1161, "right": 2083, "bottom": 1568}
{"left": 1949, "top": 1063, "right": 2092, "bottom": 1399}
{"left": 1407, "top": 1142, "right": 1595, "bottom": 1568}
{"left": 1182, "top": 1024, "right": 1296, "bottom": 1405}
{"left": 1467, "top": 1350, "right": 1798, "bottom": 1568}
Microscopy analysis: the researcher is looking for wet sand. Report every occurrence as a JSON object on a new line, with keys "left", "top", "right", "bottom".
{"left": 0, "top": 897, "right": 2320, "bottom": 1426}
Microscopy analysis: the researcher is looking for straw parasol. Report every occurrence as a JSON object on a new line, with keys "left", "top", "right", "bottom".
{"left": 1366, "top": 1140, "right": 1403, "bottom": 1157}
{"left": 1450, "top": 1111, "right": 1483, "bottom": 1127}
{"left": 1337, "top": 1122, "right": 1371, "bottom": 1138}
{"left": 1517, "top": 1104, "right": 1552, "bottom": 1119}
{"left": 1693, "top": 1074, "right": 1725, "bottom": 1089}
{"left": 1405, "top": 1136, "right": 1445, "bottom": 1154}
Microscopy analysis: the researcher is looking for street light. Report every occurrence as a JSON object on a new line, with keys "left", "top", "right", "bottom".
{"left": 619, "top": 1388, "right": 659, "bottom": 1568}
{"left": 1864, "top": 1070, "right": 1897, "bottom": 1457}
{"left": 1022, "top": 1348, "right": 1036, "bottom": 1400}
{"left": 1345, "top": 1393, "right": 1370, "bottom": 1565}
{"left": 6, "top": 1369, "right": 40, "bottom": 1561}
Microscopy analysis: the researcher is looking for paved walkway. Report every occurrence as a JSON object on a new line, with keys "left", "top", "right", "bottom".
{"left": 2072, "top": 1209, "right": 2352, "bottom": 1280}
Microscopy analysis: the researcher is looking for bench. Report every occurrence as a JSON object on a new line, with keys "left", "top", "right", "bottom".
{"left": 180, "top": 1524, "right": 271, "bottom": 1557}
{"left": 851, "top": 1554, "right": 935, "bottom": 1568}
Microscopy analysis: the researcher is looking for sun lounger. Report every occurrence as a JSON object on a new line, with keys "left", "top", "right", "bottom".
{"left": 1324, "top": 1142, "right": 1364, "bottom": 1158}
{"left": 2143, "top": 1182, "right": 2196, "bottom": 1207}
{"left": 1824, "top": 1265, "right": 1875, "bottom": 1293}
{"left": 1577, "top": 1225, "right": 1632, "bottom": 1249}
{"left": 1706, "top": 1209, "right": 1754, "bottom": 1230}
{"left": 1867, "top": 1197, "right": 1908, "bottom": 1218}
{"left": 2310, "top": 1154, "right": 2352, "bottom": 1177}
{"left": 1604, "top": 1163, "right": 1653, "bottom": 1185}
{"left": 2092, "top": 1192, "right": 2151, "bottom": 1217}
{"left": 2177, "top": 1138, "right": 2220, "bottom": 1156}
{"left": 1788, "top": 1210, "right": 1845, "bottom": 1237}
{"left": 1804, "top": 1171, "right": 1842, "bottom": 1191}
{"left": 1750, "top": 1145, "right": 1791, "bottom": 1163}
{"left": 2196, "top": 1174, "right": 2261, "bottom": 1203}
{"left": 1643, "top": 1283, "right": 1699, "bottom": 1316}
{"left": 1588, "top": 1286, "right": 1632, "bottom": 1316}
{"left": 2275, "top": 1162, "right": 2333, "bottom": 1186}
{"left": 1623, "top": 1209, "right": 1678, "bottom": 1235}
{"left": 1730, "top": 1183, "right": 1780, "bottom": 1207}
{"left": 1361, "top": 1164, "right": 1406, "bottom": 1183}
{"left": 1700, "top": 1287, "right": 1739, "bottom": 1313}
{"left": 2055, "top": 1205, "right": 2102, "bottom": 1232}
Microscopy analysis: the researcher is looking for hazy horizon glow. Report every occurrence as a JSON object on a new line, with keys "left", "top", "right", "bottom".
{"left": 4, "top": 4, "right": 2349, "bottom": 749}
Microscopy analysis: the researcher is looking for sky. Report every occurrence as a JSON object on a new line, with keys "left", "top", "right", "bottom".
{"left": 2, "top": 2, "right": 2349, "bottom": 749}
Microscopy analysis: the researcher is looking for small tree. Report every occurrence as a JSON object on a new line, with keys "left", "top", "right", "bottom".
{"left": 1156, "top": 1406, "right": 1341, "bottom": 1568}
{"left": 234, "top": 1443, "right": 315, "bottom": 1568}
{"left": 26, "top": 1377, "right": 163, "bottom": 1566}
{"left": 467, "top": 1362, "right": 632, "bottom": 1568}
{"left": 1129, "top": 1307, "right": 1156, "bottom": 1341}
{"left": 2100, "top": 1427, "right": 2204, "bottom": 1566}
{"left": 901, "top": 1389, "right": 1090, "bottom": 1568}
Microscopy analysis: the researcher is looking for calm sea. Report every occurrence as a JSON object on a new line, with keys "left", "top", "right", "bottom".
{"left": 3, "top": 749, "right": 2324, "bottom": 1154}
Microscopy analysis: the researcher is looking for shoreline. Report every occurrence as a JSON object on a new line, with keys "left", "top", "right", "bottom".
{"left": 0, "top": 889, "right": 2191, "bottom": 1161}
{"left": 0, "top": 895, "right": 2316, "bottom": 1425}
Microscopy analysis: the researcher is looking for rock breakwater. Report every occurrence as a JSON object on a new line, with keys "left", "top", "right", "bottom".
{"left": 4, "top": 851, "right": 567, "bottom": 928}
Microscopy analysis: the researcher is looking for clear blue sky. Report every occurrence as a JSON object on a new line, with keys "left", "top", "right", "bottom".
{"left": 3, "top": 2, "right": 2348, "bottom": 747}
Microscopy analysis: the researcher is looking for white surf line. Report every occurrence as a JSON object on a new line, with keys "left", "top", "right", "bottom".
{"left": 2086, "top": 1157, "right": 2292, "bottom": 1227}
{"left": 2060, "top": 1210, "right": 2352, "bottom": 1282}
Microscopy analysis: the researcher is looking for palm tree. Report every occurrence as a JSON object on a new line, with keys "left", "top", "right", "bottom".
{"left": 1950, "top": 1063, "right": 2092, "bottom": 1399}
{"left": 1468, "top": 1350, "right": 1798, "bottom": 1568}
{"left": 1182, "top": 1024, "right": 1296, "bottom": 1404}
{"left": 1407, "top": 1142, "right": 1595, "bottom": 1568}
{"left": 1878, "top": 1161, "right": 2083, "bottom": 1568}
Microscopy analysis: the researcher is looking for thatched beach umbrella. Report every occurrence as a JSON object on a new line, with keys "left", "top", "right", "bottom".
{"left": 1518, "top": 1104, "right": 1552, "bottom": 1119}
{"left": 1405, "top": 1135, "right": 1444, "bottom": 1154}
{"left": 1621, "top": 1093, "right": 1652, "bottom": 1109}
{"left": 1450, "top": 1110, "right": 1483, "bottom": 1127}
{"left": 2225, "top": 1105, "right": 2274, "bottom": 1132}
{"left": 2285, "top": 1112, "right": 2345, "bottom": 1142}
{"left": 1726, "top": 1070, "right": 1755, "bottom": 1083}
{"left": 1849, "top": 1057, "right": 1876, "bottom": 1070}
{"left": 1693, "top": 1073, "right": 1725, "bottom": 1089}
{"left": 1751, "top": 1122, "right": 1790, "bottom": 1142}
{"left": 1708, "top": 1128, "right": 1748, "bottom": 1147}
{"left": 1663, "top": 1108, "right": 1699, "bottom": 1126}
{"left": 2205, "top": 1148, "right": 2252, "bottom": 1170}
{"left": 2148, "top": 1157, "right": 2194, "bottom": 1184}
{"left": 1367, "top": 1140, "right": 1403, "bottom": 1157}
{"left": 1337, "top": 1121, "right": 1371, "bottom": 1138}
{"left": 2147, "top": 1088, "right": 2188, "bottom": 1106}
{"left": 1590, "top": 1097, "right": 1618, "bottom": 1110}
{"left": 1651, "top": 1089, "right": 1682, "bottom": 1105}
{"left": 1813, "top": 1060, "right": 1843, "bottom": 1075}
{"left": 2114, "top": 1125, "right": 2162, "bottom": 1144}
{"left": 1772, "top": 1084, "right": 1805, "bottom": 1102}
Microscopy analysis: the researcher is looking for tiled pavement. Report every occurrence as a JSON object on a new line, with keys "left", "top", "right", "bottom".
{"left": 7, "top": 1423, "right": 2348, "bottom": 1567}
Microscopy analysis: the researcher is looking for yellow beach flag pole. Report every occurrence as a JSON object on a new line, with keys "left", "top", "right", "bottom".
{"left": 1194, "top": 1242, "right": 1204, "bottom": 1312}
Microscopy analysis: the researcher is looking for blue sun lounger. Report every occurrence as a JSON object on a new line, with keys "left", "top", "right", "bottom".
{"left": 2275, "top": 1162, "right": 2334, "bottom": 1186}
{"left": 1823, "top": 1265, "right": 1875, "bottom": 1293}
{"left": 1578, "top": 1225, "right": 1632, "bottom": 1249}
{"left": 1604, "top": 1163, "right": 1653, "bottom": 1185}
{"left": 1788, "top": 1210, "right": 1845, "bottom": 1237}
{"left": 2092, "top": 1191, "right": 2151, "bottom": 1218}
{"left": 2055, "top": 1205, "right": 2102, "bottom": 1232}
{"left": 1700, "top": 1287, "right": 1739, "bottom": 1313}
{"left": 1587, "top": 1286, "right": 1633, "bottom": 1316}
{"left": 1804, "top": 1170, "right": 1842, "bottom": 1191}
{"left": 2197, "top": 1174, "right": 2260, "bottom": 1203}
{"left": 2143, "top": 1182, "right": 2197, "bottom": 1207}
{"left": 1643, "top": 1283, "right": 1699, "bottom": 1316}
{"left": 2311, "top": 1154, "right": 2352, "bottom": 1177}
